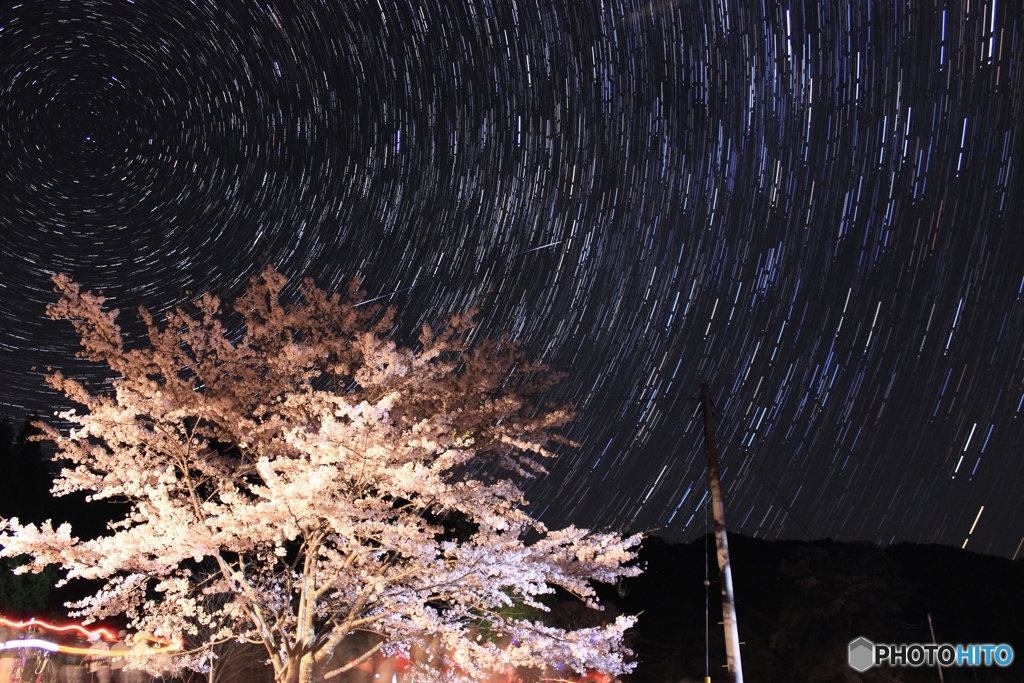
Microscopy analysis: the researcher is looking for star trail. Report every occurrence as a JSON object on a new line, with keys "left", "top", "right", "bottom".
{"left": 1, "top": 0, "right": 1022, "bottom": 557}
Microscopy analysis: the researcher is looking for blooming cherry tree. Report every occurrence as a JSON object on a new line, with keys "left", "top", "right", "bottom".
{"left": 0, "top": 268, "right": 640, "bottom": 683}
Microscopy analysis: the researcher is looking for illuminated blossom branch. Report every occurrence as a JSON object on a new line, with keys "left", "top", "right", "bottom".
{"left": 0, "top": 267, "right": 640, "bottom": 683}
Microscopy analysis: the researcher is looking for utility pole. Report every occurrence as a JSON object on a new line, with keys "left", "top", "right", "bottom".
{"left": 700, "top": 382, "right": 744, "bottom": 683}
{"left": 927, "top": 614, "right": 945, "bottom": 683}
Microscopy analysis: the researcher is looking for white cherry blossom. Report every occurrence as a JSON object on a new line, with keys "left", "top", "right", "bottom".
{"left": 0, "top": 267, "right": 640, "bottom": 683}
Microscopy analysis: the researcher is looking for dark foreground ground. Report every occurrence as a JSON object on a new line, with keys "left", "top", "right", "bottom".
{"left": 5, "top": 533, "right": 1019, "bottom": 683}
{"left": 609, "top": 534, "right": 1023, "bottom": 683}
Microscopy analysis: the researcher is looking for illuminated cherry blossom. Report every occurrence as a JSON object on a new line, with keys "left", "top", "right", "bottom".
{"left": 0, "top": 267, "right": 640, "bottom": 683}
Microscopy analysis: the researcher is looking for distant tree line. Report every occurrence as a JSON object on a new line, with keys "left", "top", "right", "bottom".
{"left": 0, "top": 418, "right": 57, "bottom": 616}
{"left": 0, "top": 419, "right": 51, "bottom": 526}
{"left": 0, "top": 417, "right": 128, "bottom": 618}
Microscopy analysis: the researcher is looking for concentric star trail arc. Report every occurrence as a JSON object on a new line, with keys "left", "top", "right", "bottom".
{"left": 0, "top": 0, "right": 1022, "bottom": 557}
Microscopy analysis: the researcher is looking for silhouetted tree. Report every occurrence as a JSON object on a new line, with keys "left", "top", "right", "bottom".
{"left": 0, "top": 556, "right": 56, "bottom": 617}
{"left": 0, "top": 418, "right": 52, "bottom": 525}
{"left": 770, "top": 542, "right": 904, "bottom": 683}
{"left": 0, "top": 419, "right": 59, "bottom": 616}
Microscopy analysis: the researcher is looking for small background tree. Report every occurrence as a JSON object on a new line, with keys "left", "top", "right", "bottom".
{"left": 0, "top": 419, "right": 59, "bottom": 617}
{"left": 0, "top": 267, "right": 640, "bottom": 683}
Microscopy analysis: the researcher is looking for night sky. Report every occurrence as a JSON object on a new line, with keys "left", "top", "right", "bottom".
{"left": 1, "top": 0, "right": 1022, "bottom": 558}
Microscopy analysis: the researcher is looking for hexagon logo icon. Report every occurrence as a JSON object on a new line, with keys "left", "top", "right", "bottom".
{"left": 849, "top": 637, "right": 875, "bottom": 672}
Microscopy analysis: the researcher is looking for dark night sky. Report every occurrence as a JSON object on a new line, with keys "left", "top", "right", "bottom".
{"left": 1, "top": 0, "right": 1022, "bottom": 558}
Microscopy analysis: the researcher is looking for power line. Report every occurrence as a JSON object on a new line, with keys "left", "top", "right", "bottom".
{"left": 494, "top": 389, "right": 816, "bottom": 540}
{"left": 705, "top": 404, "right": 815, "bottom": 542}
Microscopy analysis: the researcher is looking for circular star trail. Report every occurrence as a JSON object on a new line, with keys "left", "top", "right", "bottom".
{"left": 1, "top": 0, "right": 1023, "bottom": 556}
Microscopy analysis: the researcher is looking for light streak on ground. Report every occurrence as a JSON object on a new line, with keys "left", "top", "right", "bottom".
{"left": 0, "top": 616, "right": 183, "bottom": 656}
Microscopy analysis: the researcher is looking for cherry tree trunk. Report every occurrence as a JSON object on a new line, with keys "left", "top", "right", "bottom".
{"left": 278, "top": 652, "right": 315, "bottom": 683}
{"left": 298, "top": 652, "right": 316, "bottom": 683}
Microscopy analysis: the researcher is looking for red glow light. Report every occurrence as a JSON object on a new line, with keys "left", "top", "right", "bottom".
{"left": 0, "top": 616, "right": 183, "bottom": 656}
{"left": 0, "top": 616, "right": 117, "bottom": 642}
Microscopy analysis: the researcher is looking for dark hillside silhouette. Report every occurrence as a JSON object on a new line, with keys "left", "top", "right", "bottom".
{"left": 614, "top": 534, "right": 1022, "bottom": 683}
